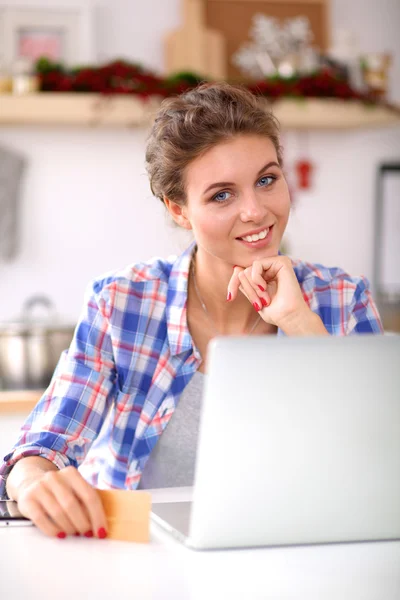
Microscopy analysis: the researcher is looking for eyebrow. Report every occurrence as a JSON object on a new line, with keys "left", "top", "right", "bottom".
{"left": 203, "top": 161, "right": 281, "bottom": 195}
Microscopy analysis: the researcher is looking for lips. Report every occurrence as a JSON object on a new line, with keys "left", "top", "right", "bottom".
{"left": 236, "top": 225, "right": 272, "bottom": 239}
{"left": 236, "top": 225, "right": 274, "bottom": 249}
{"left": 239, "top": 227, "right": 269, "bottom": 243}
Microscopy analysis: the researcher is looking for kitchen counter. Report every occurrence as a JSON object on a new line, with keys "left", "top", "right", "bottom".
{"left": 0, "top": 389, "right": 44, "bottom": 414}
{"left": 1, "top": 486, "right": 400, "bottom": 600}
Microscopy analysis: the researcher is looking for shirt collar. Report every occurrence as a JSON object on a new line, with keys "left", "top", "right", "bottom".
{"left": 166, "top": 240, "right": 197, "bottom": 357}
{"left": 166, "top": 242, "right": 287, "bottom": 355}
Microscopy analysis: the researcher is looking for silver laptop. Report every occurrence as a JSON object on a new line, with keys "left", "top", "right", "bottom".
{"left": 151, "top": 335, "right": 400, "bottom": 550}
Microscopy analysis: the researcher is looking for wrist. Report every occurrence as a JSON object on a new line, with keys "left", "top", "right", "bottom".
{"left": 6, "top": 456, "right": 57, "bottom": 500}
{"left": 279, "top": 308, "right": 329, "bottom": 337}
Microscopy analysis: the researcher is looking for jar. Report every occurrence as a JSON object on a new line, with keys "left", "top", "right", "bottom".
{"left": 12, "top": 58, "right": 40, "bottom": 95}
{"left": 0, "top": 56, "right": 12, "bottom": 93}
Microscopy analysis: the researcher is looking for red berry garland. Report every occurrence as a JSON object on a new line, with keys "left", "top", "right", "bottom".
{"left": 35, "top": 58, "right": 400, "bottom": 114}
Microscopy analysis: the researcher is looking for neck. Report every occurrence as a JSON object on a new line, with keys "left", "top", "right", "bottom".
{"left": 189, "top": 250, "right": 260, "bottom": 335}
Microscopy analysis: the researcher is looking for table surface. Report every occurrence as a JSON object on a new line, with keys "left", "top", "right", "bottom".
{"left": 1, "top": 487, "right": 400, "bottom": 600}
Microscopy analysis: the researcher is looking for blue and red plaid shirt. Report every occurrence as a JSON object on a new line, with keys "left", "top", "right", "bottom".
{"left": 0, "top": 242, "right": 383, "bottom": 497}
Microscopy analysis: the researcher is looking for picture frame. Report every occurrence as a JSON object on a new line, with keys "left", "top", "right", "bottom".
{"left": 374, "top": 163, "right": 400, "bottom": 303}
{"left": 0, "top": 5, "right": 96, "bottom": 69}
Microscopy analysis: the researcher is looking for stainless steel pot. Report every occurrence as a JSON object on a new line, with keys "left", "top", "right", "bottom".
{"left": 0, "top": 296, "right": 75, "bottom": 390}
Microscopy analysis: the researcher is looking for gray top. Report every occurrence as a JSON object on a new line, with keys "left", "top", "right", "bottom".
{"left": 138, "top": 370, "right": 204, "bottom": 489}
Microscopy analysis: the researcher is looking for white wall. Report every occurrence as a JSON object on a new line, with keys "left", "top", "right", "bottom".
{"left": 0, "top": 126, "right": 192, "bottom": 323}
{"left": 283, "top": 0, "right": 400, "bottom": 283}
{"left": 0, "top": 0, "right": 400, "bottom": 323}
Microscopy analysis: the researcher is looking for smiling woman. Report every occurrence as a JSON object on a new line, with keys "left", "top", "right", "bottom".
{"left": 0, "top": 83, "right": 384, "bottom": 537}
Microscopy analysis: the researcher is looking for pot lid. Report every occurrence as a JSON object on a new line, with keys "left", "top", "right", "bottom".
{"left": 0, "top": 295, "right": 75, "bottom": 335}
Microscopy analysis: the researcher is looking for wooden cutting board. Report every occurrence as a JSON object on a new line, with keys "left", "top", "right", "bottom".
{"left": 164, "top": 0, "right": 226, "bottom": 79}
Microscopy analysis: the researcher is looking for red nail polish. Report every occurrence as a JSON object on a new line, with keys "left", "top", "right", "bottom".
{"left": 98, "top": 528, "right": 107, "bottom": 539}
{"left": 253, "top": 302, "right": 261, "bottom": 312}
{"left": 261, "top": 297, "right": 268, "bottom": 307}
{"left": 84, "top": 530, "right": 93, "bottom": 538}
{"left": 74, "top": 532, "right": 80, "bottom": 537}
{"left": 258, "top": 285, "right": 265, "bottom": 292}
{"left": 57, "top": 532, "right": 66, "bottom": 539}
{"left": 227, "top": 291, "right": 232, "bottom": 301}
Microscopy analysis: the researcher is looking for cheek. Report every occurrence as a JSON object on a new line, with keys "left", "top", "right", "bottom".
{"left": 270, "top": 184, "right": 291, "bottom": 217}
{"left": 195, "top": 208, "right": 233, "bottom": 233}
{"left": 278, "top": 196, "right": 291, "bottom": 218}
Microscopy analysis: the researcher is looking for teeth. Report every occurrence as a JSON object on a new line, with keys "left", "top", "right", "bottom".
{"left": 242, "top": 228, "right": 269, "bottom": 243}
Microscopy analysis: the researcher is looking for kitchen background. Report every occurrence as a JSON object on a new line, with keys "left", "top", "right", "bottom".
{"left": 0, "top": 0, "right": 399, "bottom": 460}
{"left": 0, "top": 0, "right": 399, "bottom": 394}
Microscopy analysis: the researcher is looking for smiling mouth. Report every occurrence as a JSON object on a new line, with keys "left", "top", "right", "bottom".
{"left": 236, "top": 226, "right": 273, "bottom": 243}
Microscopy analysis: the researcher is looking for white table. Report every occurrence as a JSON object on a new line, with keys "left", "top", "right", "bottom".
{"left": 1, "top": 487, "right": 400, "bottom": 600}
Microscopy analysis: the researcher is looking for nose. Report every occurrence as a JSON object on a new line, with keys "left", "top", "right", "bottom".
{"left": 239, "top": 189, "right": 267, "bottom": 223}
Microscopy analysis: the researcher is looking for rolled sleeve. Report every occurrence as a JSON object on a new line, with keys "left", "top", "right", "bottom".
{"left": 0, "top": 446, "right": 73, "bottom": 499}
{"left": 346, "top": 277, "right": 384, "bottom": 335}
{"left": 0, "top": 279, "right": 117, "bottom": 499}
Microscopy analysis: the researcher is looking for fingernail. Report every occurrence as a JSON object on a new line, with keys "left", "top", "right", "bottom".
{"left": 253, "top": 302, "right": 261, "bottom": 312}
{"left": 57, "top": 532, "right": 66, "bottom": 539}
{"left": 258, "top": 285, "right": 266, "bottom": 292}
{"left": 98, "top": 528, "right": 107, "bottom": 539}
{"left": 261, "top": 297, "right": 268, "bottom": 307}
{"left": 227, "top": 291, "right": 232, "bottom": 301}
{"left": 84, "top": 530, "right": 94, "bottom": 538}
{"left": 74, "top": 532, "right": 80, "bottom": 537}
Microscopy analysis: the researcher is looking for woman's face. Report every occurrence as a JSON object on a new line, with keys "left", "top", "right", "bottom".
{"left": 181, "top": 134, "right": 291, "bottom": 267}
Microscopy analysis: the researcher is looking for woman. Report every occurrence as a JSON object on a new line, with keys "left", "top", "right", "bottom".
{"left": 0, "top": 83, "right": 383, "bottom": 539}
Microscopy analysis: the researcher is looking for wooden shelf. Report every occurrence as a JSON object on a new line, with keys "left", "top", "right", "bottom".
{"left": 0, "top": 93, "right": 399, "bottom": 130}
{"left": 272, "top": 98, "right": 400, "bottom": 130}
{"left": 0, "top": 389, "right": 44, "bottom": 414}
{"left": 0, "top": 93, "right": 162, "bottom": 127}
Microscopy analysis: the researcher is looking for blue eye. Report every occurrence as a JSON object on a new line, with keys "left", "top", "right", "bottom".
{"left": 257, "top": 175, "right": 276, "bottom": 187}
{"left": 212, "top": 190, "right": 232, "bottom": 203}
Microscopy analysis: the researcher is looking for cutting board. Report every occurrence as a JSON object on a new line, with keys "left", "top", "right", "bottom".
{"left": 164, "top": 0, "right": 226, "bottom": 79}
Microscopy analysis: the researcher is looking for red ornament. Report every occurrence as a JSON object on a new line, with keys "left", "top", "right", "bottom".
{"left": 295, "top": 159, "right": 314, "bottom": 189}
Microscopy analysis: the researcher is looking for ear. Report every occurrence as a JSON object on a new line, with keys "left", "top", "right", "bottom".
{"left": 163, "top": 197, "right": 192, "bottom": 230}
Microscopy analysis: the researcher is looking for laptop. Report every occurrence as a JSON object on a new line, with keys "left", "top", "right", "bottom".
{"left": 151, "top": 335, "right": 400, "bottom": 550}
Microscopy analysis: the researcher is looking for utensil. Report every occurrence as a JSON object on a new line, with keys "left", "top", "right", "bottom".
{"left": 0, "top": 295, "right": 75, "bottom": 390}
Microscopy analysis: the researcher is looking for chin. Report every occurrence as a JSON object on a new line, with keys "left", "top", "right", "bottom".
{"left": 253, "top": 244, "right": 280, "bottom": 256}
{"left": 234, "top": 248, "right": 279, "bottom": 269}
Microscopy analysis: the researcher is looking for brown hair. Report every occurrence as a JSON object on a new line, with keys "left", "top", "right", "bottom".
{"left": 145, "top": 82, "right": 283, "bottom": 205}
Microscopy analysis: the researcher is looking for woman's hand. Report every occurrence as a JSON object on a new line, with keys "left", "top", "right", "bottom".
{"left": 16, "top": 464, "right": 108, "bottom": 539}
{"left": 227, "top": 256, "right": 328, "bottom": 336}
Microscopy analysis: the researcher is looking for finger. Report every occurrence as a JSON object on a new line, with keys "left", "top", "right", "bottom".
{"left": 238, "top": 271, "right": 265, "bottom": 311}
{"left": 227, "top": 265, "right": 243, "bottom": 302}
{"left": 28, "top": 479, "right": 77, "bottom": 537}
{"left": 258, "top": 255, "right": 289, "bottom": 282}
{"left": 46, "top": 472, "right": 93, "bottom": 536}
{"left": 243, "top": 268, "right": 270, "bottom": 305}
{"left": 240, "top": 269, "right": 270, "bottom": 308}
{"left": 251, "top": 261, "right": 271, "bottom": 304}
{"left": 19, "top": 497, "right": 62, "bottom": 538}
{"left": 61, "top": 467, "right": 108, "bottom": 539}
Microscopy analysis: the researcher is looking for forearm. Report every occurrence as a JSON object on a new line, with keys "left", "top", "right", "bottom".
{"left": 280, "top": 309, "right": 329, "bottom": 337}
{"left": 6, "top": 456, "right": 58, "bottom": 501}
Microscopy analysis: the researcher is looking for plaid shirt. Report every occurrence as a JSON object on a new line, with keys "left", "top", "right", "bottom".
{"left": 0, "top": 242, "right": 383, "bottom": 497}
